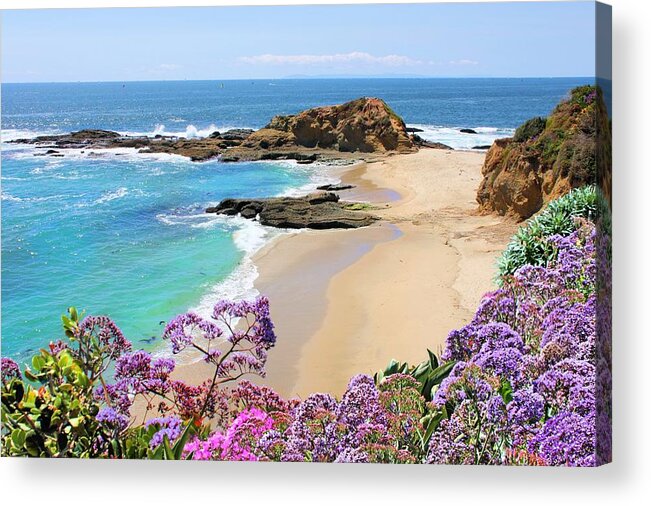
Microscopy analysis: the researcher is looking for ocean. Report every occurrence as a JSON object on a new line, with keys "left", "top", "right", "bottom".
{"left": 1, "top": 77, "right": 589, "bottom": 362}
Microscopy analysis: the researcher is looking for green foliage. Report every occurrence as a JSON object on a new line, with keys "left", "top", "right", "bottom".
{"left": 375, "top": 350, "right": 454, "bottom": 454}
{"left": 374, "top": 349, "right": 455, "bottom": 403}
{"left": 496, "top": 185, "right": 601, "bottom": 278}
{"left": 118, "top": 422, "right": 200, "bottom": 460}
{"left": 513, "top": 116, "right": 547, "bottom": 143}
{"left": 2, "top": 348, "right": 102, "bottom": 457}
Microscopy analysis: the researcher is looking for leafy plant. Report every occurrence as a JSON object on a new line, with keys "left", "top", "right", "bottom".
{"left": 1, "top": 308, "right": 114, "bottom": 457}
{"left": 497, "top": 185, "right": 601, "bottom": 278}
{"left": 374, "top": 349, "right": 455, "bottom": 403}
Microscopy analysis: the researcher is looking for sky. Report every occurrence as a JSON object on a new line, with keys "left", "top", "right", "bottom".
{"left": 1, "top": 2, "right": 596, "bottom": 82}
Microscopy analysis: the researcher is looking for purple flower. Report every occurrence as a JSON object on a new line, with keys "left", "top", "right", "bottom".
{"left": 335, "top": 447, "right": 369, "bottom": 463}
{"left": 507, "top": 389, "right": 544, "bottom": 426}
{"left": 96, "top": 407, "right": 129, "bottom": 431}
{"left": 146, "top": 416, "right": 183, "bottom": 449}
{"left": 1, "top": 357, "right": 21, "bottom": 384}
{"left": 530, "top": 411, "right": 596, "bottom": 466}
{"left": 163, "top": 312, "right": 221, "bottom": 354}
{"left": 78, "top": 315, "right": 132, "bottom": 359}
{"left": 535, "top": 358, "right": 595, "bottom": 416}
{"left": 427, "top": 417, "right": 473, "bottom": 465}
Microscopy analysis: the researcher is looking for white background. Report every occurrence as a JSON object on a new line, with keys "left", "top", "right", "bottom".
{"left": 1, "top": 0, "right": 649, "bottom": 503}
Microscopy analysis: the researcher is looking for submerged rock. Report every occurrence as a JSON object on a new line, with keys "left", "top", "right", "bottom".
{"left": 206, "top": 192, "right": 377, "bottom": 229}
{"left": 460, "top": 128, "right": 478, "bottom": 134}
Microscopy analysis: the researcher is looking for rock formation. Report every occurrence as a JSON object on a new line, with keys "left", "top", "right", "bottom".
{"left": 242, "top": 97, "right": 416, "bottom": 154}
{"left": 206, "top": 192, "right": 377, "bottom": 229}
{"left": 476, "top": 85, "right": 611, "bottom": 220}
{"left": 12, "top": 97, "right": 426, "bottom": 163}
{"left": 411, "top": 135, "right": 453, "bottom": 150}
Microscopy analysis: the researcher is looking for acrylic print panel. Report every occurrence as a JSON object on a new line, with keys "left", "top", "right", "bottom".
{"left": 0, "top": 1, "right": 611, "bottom": 465}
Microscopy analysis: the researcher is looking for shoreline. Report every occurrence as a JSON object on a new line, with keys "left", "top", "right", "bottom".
{"left": 173, "top": 148, "right": 518, "bottom": 399}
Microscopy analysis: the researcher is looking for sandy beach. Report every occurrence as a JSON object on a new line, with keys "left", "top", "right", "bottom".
{"left": 172, "top": 148, "right": 517, "bottom": 399}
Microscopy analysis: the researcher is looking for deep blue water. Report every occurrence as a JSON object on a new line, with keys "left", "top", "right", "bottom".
{"left": 1, "top": 77, "right": 591, "bottom": 362}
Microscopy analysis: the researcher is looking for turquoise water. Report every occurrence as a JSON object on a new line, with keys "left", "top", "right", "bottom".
{"left": 1, "top": 148, "right": 317, "bottom": 362}
{"left": 1, "top": 77, "right": 591, "bottom": 361}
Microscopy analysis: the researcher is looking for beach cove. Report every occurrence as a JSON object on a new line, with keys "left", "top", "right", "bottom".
{"left": 174, "top": 148, "right": 518, "bottom": 398}
{"left": 2, "top": 78, "right": 581, "bottom": 377}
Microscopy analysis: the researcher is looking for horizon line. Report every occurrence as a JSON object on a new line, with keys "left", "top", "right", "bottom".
{"left": 2, "top": 76, "right": 595, "bottom": 85}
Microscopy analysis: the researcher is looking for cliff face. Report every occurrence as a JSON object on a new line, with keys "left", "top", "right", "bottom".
{"left": 243, "top": 97, "right": 416, "bottom": 153}
{"left": 477, "top": 85, "right": 611, "bottom": 220}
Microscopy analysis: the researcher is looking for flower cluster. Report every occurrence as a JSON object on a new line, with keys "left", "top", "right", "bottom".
{"left": 1, "top": 357, "right": 22, "bottom": 385}
{"left": 145, "top": 416, "right": 183, "bottom": 449}
{"left": 163, "top": 296, "right": 275, "bottom": 379}
{"left": 184, "top": 374, "right": 425, "bottom": 463}
{"left": 96, "top": 296, "right": 277, "bottom": 428}
{"left": 185, "top": 407, "right": 274, "bottom": 461}
{"left": 96, "top": 407, "right": 130, "bottom": 432}
{"left": 429, "top": 220, "right": 610, "bottom": 466}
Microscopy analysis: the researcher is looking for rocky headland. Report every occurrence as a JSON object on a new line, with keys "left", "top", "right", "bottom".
{"left": 476, "top": 85, "right": 610, "bottom": 220}
{"left": 12, "top": 97, "right": 441, "bottom": 163}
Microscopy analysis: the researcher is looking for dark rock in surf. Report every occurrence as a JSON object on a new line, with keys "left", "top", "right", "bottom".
{"left": 206, "top": 192, "right": 377, "bottom": 229}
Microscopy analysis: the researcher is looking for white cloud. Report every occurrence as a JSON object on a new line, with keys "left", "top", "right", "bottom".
{"left": 238, "top": 51, "right": 423, "bottom": 67}
{"left": 449, "top": 59, "right": 479, "bottom": 66}
{"left": 158, "top": 63, "right": 182, "bottom": 71}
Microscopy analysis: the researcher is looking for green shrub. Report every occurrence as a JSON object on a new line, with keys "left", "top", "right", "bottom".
{"left": 496, "top": 185, "right": 600, "bottom": 278}
{"left": 513, "top": 116, "right": 547, "bottom": 142}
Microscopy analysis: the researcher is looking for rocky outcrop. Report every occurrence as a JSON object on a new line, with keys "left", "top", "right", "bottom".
{"left": 242, "top": 97, "right": 416, "bottom": 154}
{"left": 477, "top": 85, "right": 611, "bottom": 220}
{"left": 13, "top": 98, "right": 418, "bottom": 163}
{"left": 13, "top": 129, "right": 252, "bottom": 162}
{"left": 206, "top": 192, "right": 377, "bottom": 229}
{"left": 460, "top": 128, "right": 478, "bottom": 134}
{"left": 411, "top": 135, "right": 453, "bottom": 150}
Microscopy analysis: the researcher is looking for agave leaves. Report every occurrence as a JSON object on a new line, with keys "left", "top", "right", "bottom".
{"left": 374, "top": 349, "right": 455, "bottom": 403}
{"left": 497, "top": 185, "right": 601, "bottom": 279}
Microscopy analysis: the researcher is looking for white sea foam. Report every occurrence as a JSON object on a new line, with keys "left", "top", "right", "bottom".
{"left": 0, "top": 192, "right": 81, "bottom": 203}
{"left": 1, "top": 128, "right": 56, "bottom": 143}
{"left": 120, "top": 123, "right": 256, "bottom": 140}
{"left": 269, "top": 160, "right": 341, "bottom": 198}
{"left": 191, "top": 217, "right": 279, "bottom": 320}
{"left": 407, "top": 124, "right": 515, "bottom": 150}
{"left": 94, "top": 187, "right": 129, "bottom": 204}
{"left": 9, "top": 145, "right": 190, "bottom": 164}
